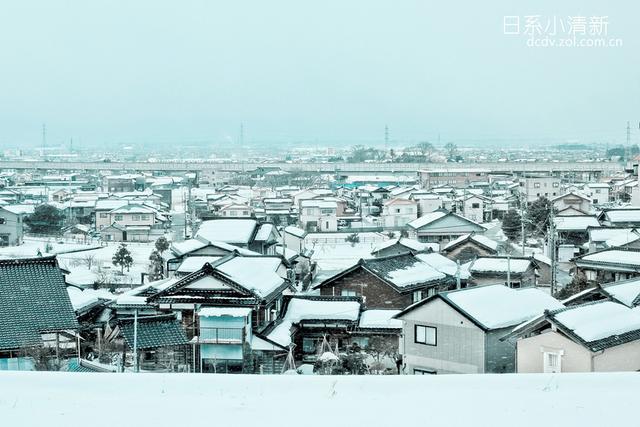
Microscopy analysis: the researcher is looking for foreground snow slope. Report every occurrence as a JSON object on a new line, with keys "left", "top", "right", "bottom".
{"left": 0, "top": 372, "right": 637, "bottom": 426}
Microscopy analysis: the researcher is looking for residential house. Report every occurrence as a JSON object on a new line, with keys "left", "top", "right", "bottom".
{"left": 551, "top": 192, "right": 592, "bottom": 216}
{"left": 371, "top": 237, "right": 438, "bottom": 258}
{"left": 584, "top": 183, "right": 611, "bottom": 205}
{"left": 598, "top": 208, "right": 640, "bottom": 228}
{"left": 0, "top": 205, "right": 30, "bottom": 246}
{"left": 441, "top": 233, "right": 499, "bottom": 263}
{"left": 195, "top": 218, "right": 280, "bottom": 254}
{"left": 407, "top": 209, "right": 487, "bottom": 244}
{"left": 573, "top": 248, "right": 640, "bottom": 284}
{"left": 381, "top": 198, "right": 418, "bottom": 228}
{"left": 511, "top": 296, "right": 640, "bottom": 373}
{"left": 466, "top": 256, "right": 539, "bottom": 288}
{"left": 518, "top": 174, "right": 561, "bottom": 202}
{"left": 0, "top": 257, "right": 79, "bottom": 368}
{"left": 312, "top": 253, "right": 455, "bottom": 309}
{"left": 394, "top": 285, "right": 562, "bottom": 374}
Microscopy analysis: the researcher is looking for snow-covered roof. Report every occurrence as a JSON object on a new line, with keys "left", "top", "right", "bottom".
{"left": 2, "top": 204, "right": 36, "bottom": 215}
{"left": 196, "top": 219, "right": 258, "bottom": 244}
{"left": 577, "top": 250, "right": 640, "bottom": 267}
{"left": 553, "top": 301, "right": 640, "bottom": 343}
{"left": 267, "top": 298, "right": 361, "bottom": 346}
{"left": 407, "top": 211, "right": 448, "bottom": 229}
{"left": 254, "top": 223, "right": 275, "bottom": 241}
{"left": 358, "top": 310, "right": 402, "bottom": 329}
{"left": 553, "top": 216, "right": 600, "bottom": 232}
{"left": 469, "top": 257, "right": 533, "bottom": 274}
{"left": 372, "top": 237, "right": 435, "bottom": 254}
{"left": 216, "top": 256, "right": 285, "bottom": 298}
{"left": 443, "top": 233, "right": 499, "bottom": 252}
{"left": 284, "top": 226, "right": 306, "bottom": 238}
{"left": 589, "top": 227, "right": 635, "bottom": 242}
{"left": 415, "top": 252, "right": 470, "bottom": 279}
{"left": 603, "top": 278, "right": 640, "bottom": 307}
{"left": 198, "top": 307, "right": 252, "bottom": 317}
{"left": 444, "top": 285, "right": 563, "bottom": 329}
{"left": 176, "top": 256, "right": 223, "bottom": 273}
{"left": 603, "top": 209, "right": 640, "bottom": 223}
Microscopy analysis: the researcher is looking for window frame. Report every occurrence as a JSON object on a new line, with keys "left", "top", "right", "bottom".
{"left": 414, "top": 324, "right": 437, "bottom": 346}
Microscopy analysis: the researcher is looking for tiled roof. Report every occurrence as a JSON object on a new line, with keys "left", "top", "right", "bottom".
{"left": 0, "top": 256, "right": 78, "bottom": 351}
{"left": 119, "top": 315, "right": 189, "bottom": 350}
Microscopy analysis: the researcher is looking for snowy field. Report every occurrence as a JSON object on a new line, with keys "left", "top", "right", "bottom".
{"left": 0, "top": 372, "right": 637, "bottom": 426}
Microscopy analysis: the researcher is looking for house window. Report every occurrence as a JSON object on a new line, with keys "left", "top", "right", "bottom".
{"left": 553, "top": 182, "right": 559, "bottom": 188}
{"left": 593, "top": 199, "right": 598, "bottom": 204}
{"left": 141, "top": 215, "right": 150, "bottom": 221}
{"left": 0, "top": 217, "right": 4, "bottom": 224}
{"left": 412, "top": 290, "right": 423, "bottom": 303}
{"left": 395, "top": 208, "right": 401, "bottom": 213}
{"left": 132, "top": 215, "right": 141, "bottom": 221}
{"left": 414, "top": 368, "right": 436, "bottom": 375}
{"left": 506, "top": 281, "right": 521, "bottom": 289}
{"left": 341, "top": 289, "right": 357, "bottom": 297}
{"left": 114, "top": 214, "right": 123, "bottom": 221}
{"left": 0, "top": 234, "right": 9, "bottom": 247}
{"left": 100, "top": 213, "right": 107, "bottom": 218}
{"left": 414, "top": 325, "right": 437, "bottom": 346}
{"left": 471, "top": 203, "right": 480, "bottom": 209}
{"left": 543, "top": 351, "right": 562, "bottom": 373}
{"left": 534, "top": 183, "right": 541, "bottom": 188}
{"left": 595, "top": 189, "right": 601, "bottom": 194}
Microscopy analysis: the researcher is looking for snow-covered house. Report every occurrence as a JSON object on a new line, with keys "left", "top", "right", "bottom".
{"left": 551, "top": 192, "right": 592, "bottom": 216}
{"left": 441, "top": 233, "right": 499, "bottom": 263}
{"left": 370, "top": 237, "right": 438, "bottom": 258}
{"left": 511, "top": 296, "right": 640, "bottom": 373}
{"left": 584, "top": 183, "right": 611, "bottom": 205}
{"left": 407, "top": 209, "right": 487, "bottom": 244}
{"left": 573, "top": 248, "right": 640, "bottom": 284}
{"left": 312, "top": 253, "right": 455, "bottom": 309}
{"left": 466, "top": 256, "right": 539, "bottom": 288}
{"left": 394, "top": 285, "right": 562, "bottom": 374}
{"left": 0, "top": 257, "right": 79, "bottom": 367}
{"left": 145, "top": 253, "right": 295, "bottom": 373}
{"left": 381, "top": 198, "right": 418, "bottom": 228}
{"left": 195, "top": 218, "right": 280, "bottom": 254}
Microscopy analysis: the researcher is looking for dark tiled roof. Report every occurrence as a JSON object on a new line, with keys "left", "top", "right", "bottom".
{"left": 0, "top": 256, "right": 79, "bottom": 351}
{"left": 119, "top": 315, "right": 189, "bottom": 350}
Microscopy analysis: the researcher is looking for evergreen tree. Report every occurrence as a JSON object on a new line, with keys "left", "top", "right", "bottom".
{"left": 154, "top": 236, "right": 170, "bottom": 254}
{"left": 148, "top": 250, "right": 164, "bottom": 281}
{"left": 24, "top": 204, "right": 64, "bottom": 235}
{"left": 526, "top": 197, "right": 554, "bottom": 237}
{"left": 502, "top": 210, "right": 522, "bottom": 241}
{"left": 112, "top": 243, "right": 133, "bottom": 274}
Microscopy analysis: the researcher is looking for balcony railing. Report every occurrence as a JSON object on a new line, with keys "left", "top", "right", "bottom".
{"left": 196, "top": 327, "right": 244, "bottom": 344}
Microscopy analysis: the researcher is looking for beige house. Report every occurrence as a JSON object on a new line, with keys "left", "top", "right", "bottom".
{"left": 511, "top": 294, "right": 640, "bottom": 373}
{"left": 395, "top": 285, "right": 562, "bottom": 374}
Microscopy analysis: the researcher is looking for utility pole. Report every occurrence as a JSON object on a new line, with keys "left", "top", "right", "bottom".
{"left": 133, "top": 309, "right": 139, "bottom": 373}
{"left": 506, "top": 254, "right": 511, "bottom": 288}
{"left": 521, "top": 193, "right": 526, "bottom": 256}
{"left": 41, "top": 123, "right": 46, "bottom": 157}
{"left": 384, "top": 125, "right": 389, "bottom": 150}
{"left": 455, "top": 260, "right": 461, "bottom": 289}
{"left": 549, "top": 207, "right": 557, "bottom": 296}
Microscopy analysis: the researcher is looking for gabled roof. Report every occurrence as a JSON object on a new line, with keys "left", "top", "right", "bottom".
{"left": 407, "top": 209, "right": 486, "bottom": 232}
{"left": 195, "top": 218, "right": 260, "bottom": 244}
{"left": 442, "top": 232, "right": 499, "bottom": 253}
{"left": 598, "top": 208, "right": 640, "bottom": 224}
{"left": 370, "top": 237, "right": 436, "bottom": 255}
{"left": 150, "top": 254, "right": 289, "bottom": 301}
{"left": 573, "top": 248, "right": 640, "bottom": 270}
{"left": 546, "top": 301, "right": 640, "bottom": 352}
{"left": 314, "top": 253, "right": 452, "bottom": 293}
{"left": 0, "top": 257, "right": 78, "bottom": 350}
{"left": 468, "top": 256, "right": 537, "bottom": 275}
{"left": 396, "top": 284, "right": 562, "bottom": 331}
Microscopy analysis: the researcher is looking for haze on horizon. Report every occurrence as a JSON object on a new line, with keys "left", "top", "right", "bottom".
{"left": 0, "top": 0, "right": 638, "bottom": 149}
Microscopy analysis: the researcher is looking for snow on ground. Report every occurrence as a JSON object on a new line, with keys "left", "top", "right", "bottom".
{"left": 1, "top": 372, "right": 638, "bottom": 427}
{"left": 0, "top": 237, "right": 100, "bottom": 259}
